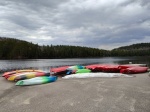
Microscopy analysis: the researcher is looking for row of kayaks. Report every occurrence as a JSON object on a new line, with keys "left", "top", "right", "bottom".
{"left": 50, "top": 64, "right": 149, "bottom": 76}
{"left": 2, "top": 63, "right": 149, "bottom": 86}
{"left": 2, "top": 70, "right": 57, "bottom": 86}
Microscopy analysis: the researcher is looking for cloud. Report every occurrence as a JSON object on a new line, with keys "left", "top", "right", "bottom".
{"left": 0, "top": 0, "right": 150, "bottom": 50}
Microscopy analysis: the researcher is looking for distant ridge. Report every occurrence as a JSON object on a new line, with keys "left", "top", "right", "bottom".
{"left": 0, "top": 37, "right": 108, "bottom": 59}
{"left": 0, "top": 37, "right": 150, "bottom": 59}
{"left": 111, "top": 43, "right": 150, "bottom": 56}
{"left": 113, "top": 43, "right": 150, "bottom": 50}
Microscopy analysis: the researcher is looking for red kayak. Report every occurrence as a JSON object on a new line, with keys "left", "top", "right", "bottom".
{"left": 102, "top": 65, "right": 120, "bottom": 73}
{"left": 118, "top": 64, "right": 144, "bottom": 69}
{"left": 120, "top": 66, "right": 148, "bottom": 74}
{"left": 85, "top": 64, "right": 109, "bottom": 72}
{"left": 50, "top": 66, "right": 69, "bottom": 75}
{"left": 86, "top": 64, "right": 120, "bottom": 72}
{"left": 85, "top": 64, "right": 101, "bottom": 72}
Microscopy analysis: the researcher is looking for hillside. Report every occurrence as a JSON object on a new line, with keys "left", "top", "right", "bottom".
{"left": 0, "top": 37, "right": 150, "bottom": 59}
{"left": 113, "top": 43, "right": 150, "bottom": 50}
{"left": 111, "top": 43, "right": 150, "bottom": 56}
{"left": 0, "top": 37, "right": 108, "bottom": 59}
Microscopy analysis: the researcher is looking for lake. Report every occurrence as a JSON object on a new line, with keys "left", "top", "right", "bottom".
{"left": 0, "top": 56, "right": 150, "bottom": 73}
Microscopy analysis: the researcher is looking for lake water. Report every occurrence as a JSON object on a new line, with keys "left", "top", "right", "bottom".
{"left": 0, "top": 56, "right": 150, "bottom": 73}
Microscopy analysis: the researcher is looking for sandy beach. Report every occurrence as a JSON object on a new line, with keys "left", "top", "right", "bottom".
{"left": 0, "top": 73, "right": 150, "bottom": 112}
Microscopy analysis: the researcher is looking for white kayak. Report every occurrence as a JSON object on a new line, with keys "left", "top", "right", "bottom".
{"left": 62, "top": 72, "right": 134, "bottom": 79}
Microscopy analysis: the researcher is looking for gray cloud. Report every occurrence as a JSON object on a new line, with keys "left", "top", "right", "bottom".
{"left": 0, "top": 0, "right": 150, "bottom": 50}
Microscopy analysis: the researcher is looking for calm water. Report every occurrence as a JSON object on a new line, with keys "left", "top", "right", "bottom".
{"left": 0, "top": 56, "right": 150, "bottom": 72}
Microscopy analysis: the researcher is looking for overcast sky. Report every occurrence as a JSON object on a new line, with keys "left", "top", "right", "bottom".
{"left": 0, "top": 0, "right": 150, "bottom": 50}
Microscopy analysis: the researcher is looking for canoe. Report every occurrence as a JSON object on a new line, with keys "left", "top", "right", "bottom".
{"left": 15, "top": 76, "right": 57, "bottom": 86}
{"left": 2, "top": 69, "right": 43, "bottom": 79}
{"left": 62, "top": 73, "right": 133, "bottom": 79}
{"left": 120, "top": 67, "right": 148, "bottom": 74}
{"left": 7, "top": 72, "right": 50, "bottom": 81}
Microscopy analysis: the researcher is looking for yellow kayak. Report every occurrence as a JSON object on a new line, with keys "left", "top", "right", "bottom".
{"left": 3, "top": 69, "right": 43, "bottom": 79}
{"left": 7, "top": 72, "right": 50, "bottom": 81}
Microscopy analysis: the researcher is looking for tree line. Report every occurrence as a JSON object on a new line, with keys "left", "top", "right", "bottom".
{"left": 0, "top": 37, "right": 109, "bottom": 59}
{"left": 0, "top": 37, "right": 150, "bottom": 59}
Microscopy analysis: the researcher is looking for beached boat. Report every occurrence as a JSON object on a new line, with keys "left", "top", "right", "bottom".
{"left": 86, "top": 64, "right": 120, "bottom": 72}
{"left": 50, "top": 66, "right": 69, "bottom": 75}
{"left": 102, "top": 65, "right": 120, "bottom": 73}
{"left": 66, "top": 65, "right": 86, "bottom": 74}
{"left": 7, "top": 72, "right": 50, "bottom": 81}
{"left": 85, "top": 64, "right": 102, "bottom": 72}
{"left": 15, "top": 76, "right": 57, "bottom": 86}
{"left": 51, "top": 65, "right": 86, "bottom": 75}
{"left": 2, "top": 69, "right": 43, "bottom": 79}
{"left": 62, "top": 72, "right": 133, "bottom": 79}
{"left": 67, "top": 65, "right": 85, "bottom": 70}
{"left": 120, "top": 66, "right": 148, "bottom": 74}
{"left": 118, "top": 64, "right": 147, "bottom": 69}
{"left": 76, "top": 69, "right": 91, "bottom": 74}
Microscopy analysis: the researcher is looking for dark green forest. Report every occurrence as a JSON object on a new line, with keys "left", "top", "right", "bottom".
{"left": 111, "top": 43, "right": 150, "bottom": 56}
{"left": 0, "top": 37, "right": 150, "bottom": 59}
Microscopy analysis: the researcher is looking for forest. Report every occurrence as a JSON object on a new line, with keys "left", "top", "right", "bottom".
{"left": 0, "top": 37, "right": 150, "bottom": 59}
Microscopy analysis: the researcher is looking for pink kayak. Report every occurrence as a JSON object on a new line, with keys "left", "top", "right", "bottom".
{"left": 120, "top": 66, "right": 148, "bottom": 74}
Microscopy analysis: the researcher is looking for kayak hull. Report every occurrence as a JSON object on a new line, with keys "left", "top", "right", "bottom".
{"left": 120, "top": 67, "right": 148, "bottom": 74}
{"left": 8, "top": 72, "right": 50, "bottom": 81}
{"left": 3, "top": 69, "right": 43, "bottom": 79}
{"left": 50, "top": 66, "right": 69, "bottom": 76}
{"left": 16, "top": 76, "right": 57, "bottom": 86}
{"left": 62, "top": 73, "right": 133, "bottom": 79}
{"left": 86, "top": 64, "right": 120, "bottom": 72}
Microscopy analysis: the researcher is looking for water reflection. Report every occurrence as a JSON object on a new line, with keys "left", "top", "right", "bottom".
{"left": 0, "top": 56, "right": 150, "bottom": 72}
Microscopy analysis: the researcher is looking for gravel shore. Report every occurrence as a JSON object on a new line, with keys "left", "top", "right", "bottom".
{"left": 0, "top": 73, "right": 150, "bottom": 112}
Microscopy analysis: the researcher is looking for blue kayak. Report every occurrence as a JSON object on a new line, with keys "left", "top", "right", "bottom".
{"left": 15, "top": 76, "right": 57, "bottom": 86}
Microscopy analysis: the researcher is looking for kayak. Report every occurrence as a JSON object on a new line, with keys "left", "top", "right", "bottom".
{"left": 67, "top": 65, "right": 85, "bottom": 70}
{"left": 7, "top": 72, "right": 50, "bottom": 81}
{"left": 16, "top": 76, "right": 57, "bottom": 86}
{"left": 76, "top": 69, "right": 91, "bottom": 74}
{"left": 50, "top": 66, "right": 69, "bottom": 75}
{"left": 85, "top": 64, "right": 101, "bottom": 72}
{"left": 62, "top": 73, "right": 133, "bottom": 79}
{"left": 118, "top": 64, "right": 146, "bottom": 69}
{"left": 85, "top": 64, "right": 109, "bottom": 72}
{"left": 2, "top": 69, "right": 43, "bottom": 79}
{"left": 120, "top": 67, "right": 148, "bottom": 74}
{"left": 102, "top": 65, "right": 120, "bottom": 73}
{"left": 86, "top": 64, "right": 120, "bottom": 72}
{"left": 66, "top": 65, "right": 85, "bottom": 75}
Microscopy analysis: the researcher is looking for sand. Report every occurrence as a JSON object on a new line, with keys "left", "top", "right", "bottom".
{"left": 0, "top": 73, "right": 150, "bottom": 112}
